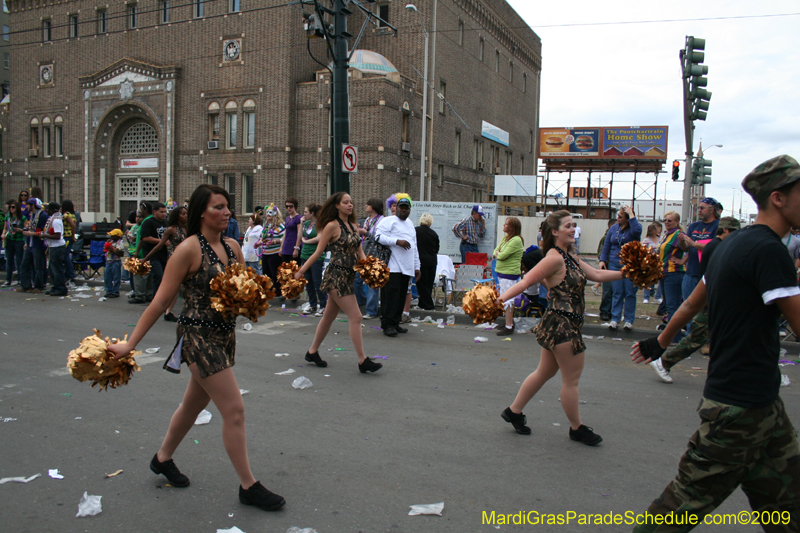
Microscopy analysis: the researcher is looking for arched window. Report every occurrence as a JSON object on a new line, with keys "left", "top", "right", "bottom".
{"left": 120, "top": 122, "right": 159, "bottom": 154}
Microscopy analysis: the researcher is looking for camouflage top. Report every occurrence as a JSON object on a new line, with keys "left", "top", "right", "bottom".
{"left": 166, "top": 225, "right": 187, "bottom": 257}
{"left": 180, "top": 233, "right": 238, "bottom": 326}
{"left": 547, "top": 246, "right": 586, "bottom": 319}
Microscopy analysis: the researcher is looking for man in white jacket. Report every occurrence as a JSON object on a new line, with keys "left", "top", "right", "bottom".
{"left": 375, "top": 194, "right": 421, "bottom": 337}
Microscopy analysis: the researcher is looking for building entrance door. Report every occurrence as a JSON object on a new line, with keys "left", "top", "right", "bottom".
{"left": 117, "top": 174, "right": 159, "bottom": 217}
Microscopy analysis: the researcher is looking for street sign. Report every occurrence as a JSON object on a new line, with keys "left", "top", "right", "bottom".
{"left": 342, "top": 144, "right": 358, "bottom": 173}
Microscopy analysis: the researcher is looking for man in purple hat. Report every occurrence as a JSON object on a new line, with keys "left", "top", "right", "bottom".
{"left": 452, "top": 205, "right": 486, "bottom": 263}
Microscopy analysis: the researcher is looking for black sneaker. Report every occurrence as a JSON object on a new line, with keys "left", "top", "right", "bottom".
{"left": 239, "top": 481, "right": 286, "bottom": 511}
{"left": 129, "top": 297, "right": 146, "bottom": 304}
{"left": 358, "top": 357, "right": 383, "bottom": 373}
{"left": 150, "top": 453, "right": 190, "bottom": 487}
{"left": 305, "top": 351, "right": 328, "bottom": 367}
{"left": 395, "top": 325, "right": 408, "bottom": 334}
{"left": 501, "top": 407, "right": 531, "bottom": 435}
{"left": 382, "top": 327, "right": 398, "bottom": 337}
{"left": 569, "top": 424, "right": 603, "bottom": 446}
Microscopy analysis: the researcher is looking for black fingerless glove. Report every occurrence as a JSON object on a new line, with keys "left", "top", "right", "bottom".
{"left": 639, "top": 336, "right": 666, "bottom": 362}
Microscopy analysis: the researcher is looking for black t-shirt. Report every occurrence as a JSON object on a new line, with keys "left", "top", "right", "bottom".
{"left": 704, "top": 224, "right": 799, "bottom": 408}
{"left": 141, "top": 216, "right": 168, "bottom": 264}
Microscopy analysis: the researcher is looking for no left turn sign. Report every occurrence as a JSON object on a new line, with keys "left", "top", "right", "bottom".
{"left": 342, "top": 144, "right": 358, "bottom": 173}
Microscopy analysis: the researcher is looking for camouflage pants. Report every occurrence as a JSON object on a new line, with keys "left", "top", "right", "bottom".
{"left": 633, "top": 397, "right": 800, "bottom": 532}
{"left": 661, "top": 309, "right": 709, "bottom": 371}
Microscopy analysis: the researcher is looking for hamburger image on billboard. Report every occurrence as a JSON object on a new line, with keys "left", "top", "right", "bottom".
{"left": 540, "top": 129, "right": 569, "bottom": 153}
{"left": 575, "top": 135, "right": 594, "bottom": 150}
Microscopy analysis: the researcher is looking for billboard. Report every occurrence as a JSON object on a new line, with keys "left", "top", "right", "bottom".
{"left": 539, "top": 126, "right": 668, "bottom": 160}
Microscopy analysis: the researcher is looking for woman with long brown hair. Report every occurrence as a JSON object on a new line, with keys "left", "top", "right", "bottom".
{"left": 492, "top": 216, "right": 524, "bottom": 335}
{"left": 109, "top": 184, "right": 285, "bottom": 512}
{"left": 497, "top": 210, "right": 624, "bottom": 445}
{"left": 294, "top": 192, "right": 383, "bottom": 373}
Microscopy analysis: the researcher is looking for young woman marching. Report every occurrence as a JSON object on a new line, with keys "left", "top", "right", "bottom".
{"left": 496, "top": 210, "right": 624, "bottom": 446}
{"left": 294, "top": 192, "right": 383, "bottom": 373}
{"left": 109, "top": 184, "right": 285, "bottom": 511}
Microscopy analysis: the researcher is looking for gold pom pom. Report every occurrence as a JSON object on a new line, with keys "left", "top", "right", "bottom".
{"left": 209, "top": 263, "right": 276, "bottom": 322}
{"left": 618, "top": 241, "right": 664, "bottom": 289}
{"left": 123, "top": 258, "right": 151, "bottom": 276}
{"left": 462, "top": 284, "right": 504, "bottom": 325}
{"left": 276, "top": 261, "right": 308, "bottom": 300}
{"left": 67, "top": 329, "right": 141, "bottom": 392}
{"left": 354, "top": 256, "right": 390, "bottom": 289}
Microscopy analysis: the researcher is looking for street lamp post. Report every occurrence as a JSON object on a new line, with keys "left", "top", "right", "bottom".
{"left": 405, "top": 3, "right": 429, "bottom": 202}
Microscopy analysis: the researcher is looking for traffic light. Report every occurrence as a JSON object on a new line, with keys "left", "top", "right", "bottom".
{"left": 684, "top": 36, "right": 711, "bottom": 121}
{"left": 671, "top": 160, "right": 681, "bottom": 181}
{"left": 692, "top": 158, "right": 712, "bottom": 185}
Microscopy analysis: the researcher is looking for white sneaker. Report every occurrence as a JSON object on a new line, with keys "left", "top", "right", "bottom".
{"left": 649, "top": 359, "right": 673, "bottom": 383}
{"left": 363, "top": 314, "right": 377, "bottom": 320}
{"left": 624, "top": 322, "right": 633, "bottom": 330}
{"left": 642, "top": 298, "right": 649, "bottom": 304}
{"left": 127, "top": 290, "right": 135, "bottom": 298}
{"left": 315, "top": 307, "right": 325, "bottom": 317}
{"left": 779, "top": 329, "right": 787, "bottom": 337}
{"left": 656, "top": 298, "right": 663, "bottom": 304}
{"left": 609, "top": 321, "right": 618, "bottom": 330}
{"left": 66, "top": 281, "right": 77, "bottom": 289}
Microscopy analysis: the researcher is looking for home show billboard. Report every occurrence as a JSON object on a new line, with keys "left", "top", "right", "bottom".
{"left": 539, "top": 126, "right": 668, "bottom": 160}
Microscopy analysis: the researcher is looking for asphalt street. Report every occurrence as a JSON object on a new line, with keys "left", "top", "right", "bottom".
{"left": 1, "top": 286, "right": 798, "bottom": 532}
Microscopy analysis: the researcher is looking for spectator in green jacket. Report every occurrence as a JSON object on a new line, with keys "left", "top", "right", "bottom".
{"left": 493, "top": 217, "right": 525, "bottom": 335}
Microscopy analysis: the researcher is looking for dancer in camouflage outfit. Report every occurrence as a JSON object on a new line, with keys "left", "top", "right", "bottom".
{"left": 110, "top": 184, "right": 286, "bottom": 512}
{"left": 497, "top": 210, "right": 624, "bottom": 446}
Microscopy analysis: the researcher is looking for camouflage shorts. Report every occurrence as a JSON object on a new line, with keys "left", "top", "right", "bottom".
{"left": 171, "top": 324, "right": 236, "bottom": 378}
{"left": 534, "top": 310, "right": 585, "bottom": 355}
{"left": 633, "top": 396, "right": 800, "bottom": 532}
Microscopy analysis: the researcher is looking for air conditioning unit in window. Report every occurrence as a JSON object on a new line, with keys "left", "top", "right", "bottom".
{"left": 207, "top": 140, "right": 219, "bottom": 150}
{"left": 477, "top": 161, "right": 485, "bottom": 171}
{"left": 401, "top": 142, "right": 411, "bottom": 152}
{"left": 29, "top": 149, "right": 39, "bottom": 157}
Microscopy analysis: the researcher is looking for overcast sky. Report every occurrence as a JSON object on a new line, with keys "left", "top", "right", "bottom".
{"left": 506, "top": 0, "right": 800, "bottom": 220}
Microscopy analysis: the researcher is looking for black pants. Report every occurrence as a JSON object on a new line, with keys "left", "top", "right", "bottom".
{"left": 417, "top": 262, "right": 437, "bottom": 310}
{"left": 380, "top": 272, "right": 410, "bottom": 330}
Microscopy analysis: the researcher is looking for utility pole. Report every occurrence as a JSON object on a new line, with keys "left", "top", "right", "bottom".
{"left": 330, "top": 0, "right": 352, "bottom": 194}
{"left": 305, "top": 1, "right": 396, "bottom": 195}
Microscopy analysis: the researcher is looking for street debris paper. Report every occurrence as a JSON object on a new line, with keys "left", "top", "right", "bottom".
{"left": 48, "top": 469, "right": 64, "bottom": 479}
{"left": 0, "top": 473, "right": 41, "bottom": 484}
{"left": 408, "top": 502, "right": 444, "bottom": 516}
{"left": 277, "top": 261, "right": 308, "bottom": 300}
{"left": 354, "top": 256, "right": 390, "bottom": 289}
{"left": 210, "top": 263, "right": 276, "bottom": 321}
{"left": 68, "top": 329, "right": 141, "bottom": 391}
{"left": 104, "top": 470, "right": 123, "bottom": 478}
{"left": 123, "top": 257, "right": 151, "bottom": 276}
{"left": 216, "top": 527, "right": 247, "bottom": 533}
{"left": 462, "top": 284, "right": 504, "bottom": 324}
{"left": 194, "top": 409, "right": 212, "bottom": 425}
{"left": 76, "top": 491, "right": 102, "bottom": 517}
{"left": 618, "top": 241, "right": 663, "bottom": 289}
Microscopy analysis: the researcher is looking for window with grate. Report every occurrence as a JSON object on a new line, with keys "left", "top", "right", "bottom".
{"left": 120, "top": 123, "right": 159, "bottom": 155}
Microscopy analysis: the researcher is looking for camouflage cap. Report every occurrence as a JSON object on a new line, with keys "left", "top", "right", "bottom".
{"left": 742, "top": 154, "right": 800, "bottom": 204}
{"left": 717, "top": 216, "right": 740, "bottom": 231}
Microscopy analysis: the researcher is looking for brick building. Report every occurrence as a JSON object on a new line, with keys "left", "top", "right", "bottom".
{"left": 1, "top": 0, "right": 540, "bottom": 222}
